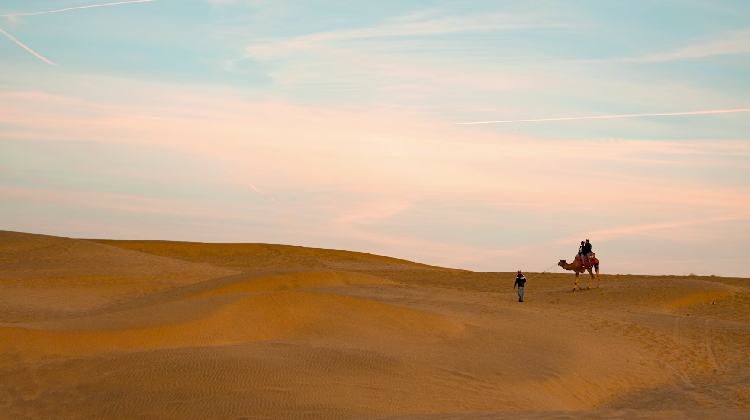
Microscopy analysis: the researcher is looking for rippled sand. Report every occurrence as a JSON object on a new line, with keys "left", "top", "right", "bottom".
{"left": 1, "top": 231, "right": 749, "bottom": 419}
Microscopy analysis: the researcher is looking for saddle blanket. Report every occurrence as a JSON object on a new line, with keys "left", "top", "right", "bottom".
{"left": 576, "top": 254, "right": 599, "bottom": 269}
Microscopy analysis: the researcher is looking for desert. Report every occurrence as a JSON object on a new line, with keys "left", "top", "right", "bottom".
{"left": 1, "top": 230, "right": 748, "bottom": 419}
{"left": 3, "top": 0, "right": 750, "bottom": 419}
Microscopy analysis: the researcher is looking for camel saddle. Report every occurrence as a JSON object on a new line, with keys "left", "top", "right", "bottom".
{"left": 576, "top": 253, "right": 599, "bottom": 269}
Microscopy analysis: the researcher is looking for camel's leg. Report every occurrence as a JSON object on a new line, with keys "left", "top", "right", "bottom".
{"left": 587, "top": 268, "right": 594, "bottom": 289}
{"left": 595, "top": 266, "right": 601, "bottom": 288}
{"left": 574, "top": 273, "right": 582, "bottom": 291}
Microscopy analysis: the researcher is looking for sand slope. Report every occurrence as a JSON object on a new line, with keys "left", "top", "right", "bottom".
{"left": 0, "top": 231, "right": 238, "bottom": 322}
{"left": 90, "top": 239, "right": 438, "bottom": 272}
{"left": 1, "top": 231, "right": 749, "bottom": 419}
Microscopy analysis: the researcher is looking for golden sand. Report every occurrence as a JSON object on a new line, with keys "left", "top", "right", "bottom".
{"left": 1, "top": 231, "right": 748, "bottom": 419}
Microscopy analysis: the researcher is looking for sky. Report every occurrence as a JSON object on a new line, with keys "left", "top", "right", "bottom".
{"left": 1, "top": 0, "right": 749, "bottom": 276}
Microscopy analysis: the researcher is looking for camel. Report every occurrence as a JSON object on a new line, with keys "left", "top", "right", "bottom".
{"left": 558, "top": 256, "right": 601, "bottom": 291}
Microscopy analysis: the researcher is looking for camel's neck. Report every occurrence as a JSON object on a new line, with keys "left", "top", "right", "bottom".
{"left": 562, "top": 261, "right": 580, "bottom": 271}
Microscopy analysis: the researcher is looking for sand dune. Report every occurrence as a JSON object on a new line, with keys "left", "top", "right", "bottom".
{"left": 1, "top": 291, "right": 464, "bottom": 360}
{"left": 0, "top": 231, "right": 238, "bottom": 323}
{"left": 90, "top": 239, "right": 437, "bottom": 272}
{"left": 1, "top": 231, "right": 749, "bottom": 419}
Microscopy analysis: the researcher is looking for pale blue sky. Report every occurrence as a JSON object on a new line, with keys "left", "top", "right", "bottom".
{"left": 1, "top": 1, "right": 749, "bottom": 276}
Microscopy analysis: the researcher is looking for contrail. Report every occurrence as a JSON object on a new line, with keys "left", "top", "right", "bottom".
{"left": 0, "top": 28, "right": 55, "bottom": 65}
{"left": 456, "top": 108, "right": 750, "bottom": 125}
{"left": 0, "top": 0, "right": 157, "bottom": 18}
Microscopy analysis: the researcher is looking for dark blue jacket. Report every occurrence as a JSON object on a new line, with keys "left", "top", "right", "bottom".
{"left": 514, "top": 275, "right": 527, "bottom": 288}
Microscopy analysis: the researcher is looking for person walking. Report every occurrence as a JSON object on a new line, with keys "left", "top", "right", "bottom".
{"left": 514, "top": 270, "right": 527, "bottom": 302}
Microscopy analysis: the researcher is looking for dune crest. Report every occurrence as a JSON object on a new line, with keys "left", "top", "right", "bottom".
{"left": 1, "top": 291, "right": 464, "bottom": 359}
{"left": 189, "top": 271, "right": 398, "bottom": 299}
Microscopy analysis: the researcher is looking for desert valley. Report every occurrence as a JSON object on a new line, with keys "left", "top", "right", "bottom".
{"left": 1, "top": 230, "right": 748, "bottom": 419}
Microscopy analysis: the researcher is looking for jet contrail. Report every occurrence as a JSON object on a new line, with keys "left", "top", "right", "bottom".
{"left": 0, "top": 28, "right": 55, "bottom": 65}
{"left": 0, "top": 0, "right": 157, "bottom": 18}
{"left": 456, "top": 108, "right": 750, "bottom": 125}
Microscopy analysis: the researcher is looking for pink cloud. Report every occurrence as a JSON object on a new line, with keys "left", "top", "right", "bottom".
{"left": 555, "top": 214, "right": 750, "bottom": 244}
{"left": 3, "top": 87, "right": 749, "bottom": 213}
{"left": 0, "top": 185, "right": 248, "bottom": 219}
{"left": 3, "top": 82, "right": 750, "bottom": 268}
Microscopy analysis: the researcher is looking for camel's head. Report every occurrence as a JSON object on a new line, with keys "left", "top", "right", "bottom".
{"left": 558, "top": 260, "right": 566, "bottom": 267}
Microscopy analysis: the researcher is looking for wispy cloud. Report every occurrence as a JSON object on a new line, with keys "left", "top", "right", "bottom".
{"left": 0, "top": 28, "right": 55, "bottom": 65}
{"left": 238, "top": 11, "right": 560, "bottom": 96}
{"left": 248, "top": 183, "right": 277, "bottom": 202}
{"left": 456, "top": 108, "right": 750, "bottom": 125}
{"left": 607, "top": 30, "right": 750, "bottom": 63}
{"left": 0, "top": 185, "right": 229, "bottom": 218}
{"left": 247, "top": 13, "right": 555, "bottom": 58}
{"left": 3, "top": 81, "right": 750, "bottom": 275}
{"left": 555, "top": 214, "right": 750, "bottom": 244}
{"left": 0, "top": 0, "right": 158, "bottom": 18}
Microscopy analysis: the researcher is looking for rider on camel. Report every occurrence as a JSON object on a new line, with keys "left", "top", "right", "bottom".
{"left": 583, "top": 239, "right": 593, "bottom": 265}
{"left": 578, "top": 241, "right": 586, "bottom": 267}
{"left": 578, "top": 239, "right": 593, "bottom": 268}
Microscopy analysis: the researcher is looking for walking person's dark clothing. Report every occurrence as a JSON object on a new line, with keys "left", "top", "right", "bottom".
{"left": 514, "top": 271, "right": 527, "bottom": 302}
